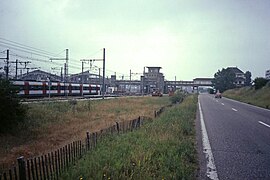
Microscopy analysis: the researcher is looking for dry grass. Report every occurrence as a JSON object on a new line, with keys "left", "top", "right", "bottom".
{"left": 0, "top": 96, "right": 170, "bottom": 168}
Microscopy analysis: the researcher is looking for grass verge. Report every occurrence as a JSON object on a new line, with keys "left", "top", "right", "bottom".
{"left": 223, "top": 86, "right": 270, "bottom": 109}
{"left": 60, "top": 94, "right": 198, "bottom": 179}
{"left": 0, "top": 97, "right": 170, "bottom": 168}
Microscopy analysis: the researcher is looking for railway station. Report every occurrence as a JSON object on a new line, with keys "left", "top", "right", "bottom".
{"left": 5, "top": 66, "right": 214, "bottom": 97}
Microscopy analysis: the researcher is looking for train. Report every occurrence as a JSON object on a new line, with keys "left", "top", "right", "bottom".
{"left": 11, "top": 80, "right": 101, "bottom": 98}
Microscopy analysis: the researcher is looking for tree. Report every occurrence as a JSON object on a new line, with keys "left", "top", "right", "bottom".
{"left": 244, "top": 71, "right": 252, "bottom": 86}
{"left": 0, "top": 79, "right": 26, "bottom": 133}
{"left": 253, "top": 77, "right": 269, "bottom": 90}
{"left": 212, "top": 68, "right": 236, "bottom": 93}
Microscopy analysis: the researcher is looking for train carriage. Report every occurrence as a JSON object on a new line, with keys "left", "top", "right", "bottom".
{"left": 11, "top": 80, "right": 101, "bottom": 98}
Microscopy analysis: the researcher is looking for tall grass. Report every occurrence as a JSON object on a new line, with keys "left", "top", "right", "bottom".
{"left": 223, "top": 86, "right": 270, "bottom": 109}
{"left": 60, "top": 95, "right": 198, "bottom": 179}
{"left": 0, "top": 97, "right": 171, "bottom": 167}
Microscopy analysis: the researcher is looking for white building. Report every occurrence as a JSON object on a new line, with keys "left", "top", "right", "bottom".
{"left": 266, "top": 69, "right": 270, "bottom": 80}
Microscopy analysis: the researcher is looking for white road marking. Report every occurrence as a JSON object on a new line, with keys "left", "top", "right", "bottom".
{"left": 199, "top": 101, "right": 219, "bottom": 180}
{"left": 216, "top": 100, "right": 219, "bottom": 102}
{"left": 258, "top": 121, "right": 270, "bottom": 128}
{"left": 221, "top": 103, "right": 224, "bottom": 105}
{"left": 232, "top": 108, "right": 238, "bottom": 112}
{"left": 223, "top": 97, "right": 270, "bottom": 112}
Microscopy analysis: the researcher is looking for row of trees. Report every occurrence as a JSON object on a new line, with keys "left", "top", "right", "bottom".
{"left": 212, "top": 68, "right": 269, "bottom": 92}
{"left": 212, "top": 68, "right": 251, "bottom": 93}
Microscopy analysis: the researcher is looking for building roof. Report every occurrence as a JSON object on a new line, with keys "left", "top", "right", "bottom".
{"left": 18, "top": 69, "right": 60, "bottom": 78}
{"left": 146, "top": 67, "right": 162, "bottom": 69}
{"left": 226, "top": 67, "right": 244, "bottom": 74}
{"left": 69, "top": 70, "right": 100, "bottom": 78}
{"left": 193, "top": 78, "right": 214, "bottom": 81}
{"left": 17, "top": 69, "right": 62, "bottom": 81}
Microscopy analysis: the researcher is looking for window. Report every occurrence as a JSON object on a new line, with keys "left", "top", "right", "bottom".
{"left": 29, "top": 85, "right": 43, "bottom": 90}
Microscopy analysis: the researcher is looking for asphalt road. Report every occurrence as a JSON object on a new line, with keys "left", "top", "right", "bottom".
{"left": 197, "top": 94, "right": 270, "bottom": 180}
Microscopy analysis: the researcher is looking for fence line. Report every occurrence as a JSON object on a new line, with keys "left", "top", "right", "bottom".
{"left": 0, "top": 105, "right": 169, "bottom": 180}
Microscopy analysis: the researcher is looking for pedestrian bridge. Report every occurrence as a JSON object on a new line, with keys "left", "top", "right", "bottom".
{"left": 165, "top": 78, "right": 213, "bottom": 87}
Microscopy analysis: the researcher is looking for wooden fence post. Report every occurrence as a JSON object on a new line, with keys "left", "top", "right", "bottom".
{"left": 95, "top": 132, "right": 98, "bottom": 146}
{"left": 14, "top": 166, "right": 18, "bottom": 180}
{"left": 17, "top": 156, "right": 27, "bottom": 180}
{"left": 26, "top": 159, "right": 31, "bottom": 180}
{"left": 8, "top": 169, "right": 12, "bottom": 180}
{"left": 79, "top": 140, "right": 82, "bottom": 158}
{"left": 65, "top": 145, "right": 68, "bottom": 169}
{"left": 30, "top": 159, "right": 35, "bottom": 180}
{"left": 138, "top": 116, "right": 141, "bottom": 128}
{"left": 116, "top": 122, "right": 120, "bottom": 134}
{"left": 86, "top": 132, "right": 90, "bottom": 151}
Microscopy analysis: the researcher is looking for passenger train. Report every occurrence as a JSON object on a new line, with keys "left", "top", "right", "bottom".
{"left": 12, "top": 80, "right": 101, "bottom": 97}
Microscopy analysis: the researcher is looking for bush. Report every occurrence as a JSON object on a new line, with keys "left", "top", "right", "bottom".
{"left": 170, "top": 90, "right": 187, "bottom": 104}
{"left": 254, "top": 77, "right": 269, "bottom": 90}
{"left": 0, "top": 79, "right": 26, "bottom": 133}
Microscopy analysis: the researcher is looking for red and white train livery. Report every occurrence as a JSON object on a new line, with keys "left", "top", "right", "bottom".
{"left": 12, "top": 81, "right": 101, "bottom": 97}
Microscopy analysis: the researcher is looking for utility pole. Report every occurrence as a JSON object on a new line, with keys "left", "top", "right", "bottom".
{"left": 66, "top": 49, "right": 69, "bottom": 78}
{"left": 80, "top": 48, "right": 105, "bottom": 99}
{"left": 142, "top": 67, "right": 146, "bottom": 96}
{"left": 50, "top": 49, "right": 69, "bottom": 97}
{"left": 102, "top": 48, "right": 105, "bottom": 99}
{"left": 175, "top": 76, "right": 176, "bottom": 91}
{"left": 81, "top": 61, "right": 84, "bottom": 83}
{"left": 6, "top": 50, "right": 9, "bottom": 79}
{"left": 10, "top": 60, "right": 31, "bottom": 79}
{"left": 99, "top": 68, "right": 101, "bottom": 85}
{"left": 129, "top": 69, "right": 132, "bottom": 92}
{"left": 61, "top": 67, "right": 63, "bottom": 81}
{"left": 9, "top": 59, "right": 18, "bottom": 79}
{"left": 64, "top": 63, "right": 67, "bottom": 97}
{"left": 0, "top": 49, "right": 9, "bottom": 79}
{"left": 15, "top": 59, "right": 18, "bottom": 79}
{"left": 81, "top": 61, "right": 84, "bottom": 96}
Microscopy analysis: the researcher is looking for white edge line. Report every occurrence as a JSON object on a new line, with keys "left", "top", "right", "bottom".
{"left": 199, "top": 101, "right": 219, "bottom": 180}
{"left": 258, "top": 121, "right": 270, "bottom": 128}
{"left": 223, "top": 97, "right": 270, "bottom": 112}
{"left": 232, "top": 108, "right": 238, "bottom": 112}
{"left": 221, "top": 103, "right": 224, "bottom": 105}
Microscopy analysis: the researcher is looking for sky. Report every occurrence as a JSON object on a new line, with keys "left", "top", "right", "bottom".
{"left": 0, "top": 0, "right": 270, "bottom": 81}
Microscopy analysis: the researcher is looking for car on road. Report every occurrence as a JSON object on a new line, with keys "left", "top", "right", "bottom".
{"left": 215, "top": 90, "right": 222, "bottom": 98}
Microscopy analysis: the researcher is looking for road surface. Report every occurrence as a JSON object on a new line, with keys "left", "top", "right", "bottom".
{"left": 197, "top": 94, "right": 270, "bottom": 179}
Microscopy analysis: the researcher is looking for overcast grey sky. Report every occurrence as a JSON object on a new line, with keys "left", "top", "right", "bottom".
{"left": 0, "top": 0, "right": 269, "bottom": 80}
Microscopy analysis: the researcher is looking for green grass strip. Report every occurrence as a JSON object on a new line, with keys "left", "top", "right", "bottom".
{"left": 60, "top": 95, "right": 198, "bottom": 179}
{"left": 223, "top": 86, "right": 270, "bottom": 109}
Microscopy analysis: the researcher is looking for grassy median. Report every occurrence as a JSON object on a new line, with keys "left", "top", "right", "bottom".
{"left": 60, "top": 95, "right": 198, "bottom": 179}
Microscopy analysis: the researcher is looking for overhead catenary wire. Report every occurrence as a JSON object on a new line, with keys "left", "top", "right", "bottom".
{"left": 0, "top": 38, "right": 135, "bottom": 79}
{"left": 0, "top": 37, "right": 60, "bottom": 56}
